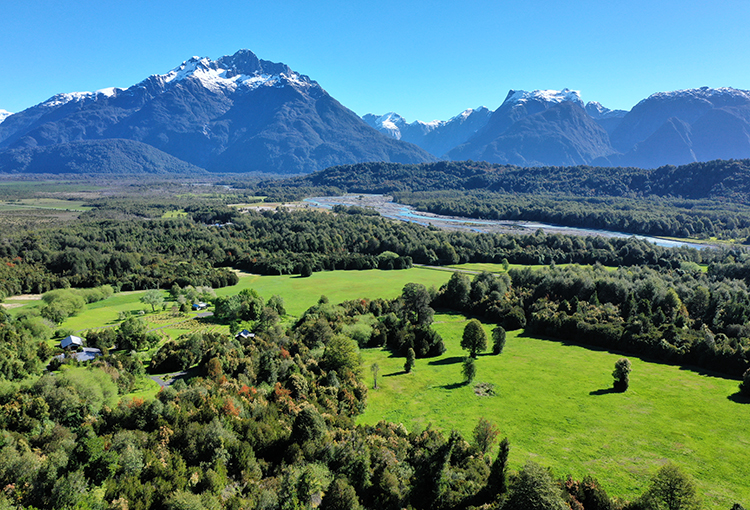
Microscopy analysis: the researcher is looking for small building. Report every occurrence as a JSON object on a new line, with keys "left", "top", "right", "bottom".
{"left": 73, "top": 347, "right": 103, "bottom": 362}
{"left": 54, "top": 347, "right": 103, "bottom": 364}
{"left": 192, "top": 302, "right": 208, "bottom": 311}
{"left": 60, "top": 335, "right": 84, "bottom": 349}
{"left": 235, "top": 329, "right": 255, "bottom": 340}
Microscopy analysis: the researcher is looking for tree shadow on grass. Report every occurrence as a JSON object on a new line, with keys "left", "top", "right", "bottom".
{"left": 428, "top": 356, "right": 464, "bottom": 366}
{"left": 727, "top": 391, "right": 750, "bottom": 404}
{"left": 440, "top": 381, "right": 469, "bottom": 390}
{"left": 589, "top": 387, "right": 619, "bottom": 396}
{"left": 383, "top": 371, "right": 407, "bottom": 377}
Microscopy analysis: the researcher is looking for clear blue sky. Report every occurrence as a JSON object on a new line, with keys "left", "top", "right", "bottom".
{"left": 3, "top": 0, "right": 750, "bottom": 122}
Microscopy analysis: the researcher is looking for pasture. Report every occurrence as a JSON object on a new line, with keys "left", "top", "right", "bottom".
{"left": 358, "top": 313, "right": 749, "bottom": 509}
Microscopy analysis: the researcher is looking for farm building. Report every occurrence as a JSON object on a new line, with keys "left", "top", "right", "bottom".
{"left": 235, "top": 329, "right": 255, "bottom": 340}
{"left": 61, "top": 335, "right": 84, "bottom": 349}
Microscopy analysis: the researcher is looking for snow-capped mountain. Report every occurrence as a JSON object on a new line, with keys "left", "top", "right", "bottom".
{"left": 0, "top": 49, "right": 433, "bottom": 174}
{"left": 503, "top": 88, "right": 584, "bottom": 109}
{"left": 597, "top": 86, "right": 750, "bottom": 168}
{"left": 610, "top": 87, "right": 750, "bottom": 153}
{"left": 446, "top": 88, "right": 616, "bottom": 165}
{"left": 363, "top": 107, "right": 491, "bottom": 157}
{"left": 3, "top": 55, "right": 750, "bottom": 174}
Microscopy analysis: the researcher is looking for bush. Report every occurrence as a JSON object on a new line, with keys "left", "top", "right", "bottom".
{"left": 612, "top": 358, "right": 632, "bottom": 392}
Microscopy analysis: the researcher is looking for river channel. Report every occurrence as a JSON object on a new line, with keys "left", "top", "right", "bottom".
{"left": 304, "top": 194, "right": 710, "bottom": 250}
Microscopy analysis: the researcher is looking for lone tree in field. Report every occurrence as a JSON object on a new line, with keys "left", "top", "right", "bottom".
{"left": 462, "top": 319, "right": 488, "bottom": 358}
{"left": 140, "top": 289, "right": 164, "bottom": 313}
{"left": 613, "top": 357, "right": 632, "bottom": 392}
{"left": 404, "top": 347, "right": 415, "bottom": 373}
{"left": 371, "top": 362, "right": 379, "bottom": 389}
{"left": 462, "top": 356, "right": 476, "bottom": 384}
{"left": 492, "top": 326, "right": 506, "bottom": 355}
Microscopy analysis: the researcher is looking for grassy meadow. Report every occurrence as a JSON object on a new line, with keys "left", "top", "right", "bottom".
{"left": 215, "top": 266, "right": 454, "bottom": 316}
{"left": 358, "top": 313, "right": 749, "bottom": 509}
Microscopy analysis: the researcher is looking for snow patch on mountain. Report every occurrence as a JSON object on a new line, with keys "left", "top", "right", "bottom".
{"left": 449, "top": 107, "right": 490, "bottom": 123}
{"left": 585, "top": 101, "right": 627, "bottom": 119}
{"left": 39, "top": 88, "right": 125, "bottom": 108}
{"left": 158, "top": 55, "right": 312, "bottom": 94}
{"left": 643, "top": 86, "right": 750, "bottom": 104}
{"left": 0, "top": 109, "right": 12, "bottom": 124}
{"left": 503, "top": 88, "right": 584, "bottom": 108}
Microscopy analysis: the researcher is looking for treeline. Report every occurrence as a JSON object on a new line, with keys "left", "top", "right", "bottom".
{"left": 279, "top": 159, "right": 750, "bottom": 204}
{"left": 247, "top": 159, "right": 750, "bottom": 240}
{"left": 434, "top": 265, "right": 750, "bottom": 378}
{"left": 0, "top": 204, "right": 737, "bottom": 298}
{"left": 397, "top": 190, "right": 750, "bottom": 240}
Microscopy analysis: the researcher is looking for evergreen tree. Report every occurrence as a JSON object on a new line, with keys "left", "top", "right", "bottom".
{"left": 405, "top": 347, "right": 416, "bottom": 373}
{"left": 461, "top": 319, "right": 488, "bottom": 358}
{"left": 492, "top": 326, "right": 506, "bottom": 355}
{"left": 487, "top": 437, "right": 510, "bottom": 498}
{"left": 462, "top": 357, "right": 476, "bottom": 384}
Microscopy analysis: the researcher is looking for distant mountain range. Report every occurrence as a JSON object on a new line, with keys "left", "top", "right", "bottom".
{"left": 1, "top": 48, "right": 750, "bottom": 174}
{"left": 0, "top": 50, "right": 433, "bottom": 175}
{"left": 366, "top": 87, "right": 750, "bottom": 168}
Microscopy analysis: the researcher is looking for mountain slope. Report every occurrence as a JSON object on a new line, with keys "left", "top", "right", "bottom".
{"left": 0, "top": 50, "right": 434, "bottom": 174}
{"left": 0, "top": 139, "right": 206, "bottom": 175}
{"left": 448, "top": 97, "right": 616, "bottom": 165}
{"left": 610, "top": 87, "right": 750, "bottom": 153}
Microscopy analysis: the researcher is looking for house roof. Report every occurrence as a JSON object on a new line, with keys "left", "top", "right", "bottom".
{"left": 61, "top": 335, "right": 84, "bottom": 348}
{"left": 73, "top": 347, "right": 103, "bottom": 362}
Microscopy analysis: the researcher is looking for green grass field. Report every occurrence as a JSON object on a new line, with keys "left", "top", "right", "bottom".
{"left": 16, "top": 267, "right": 454, "bottom": 338}
{"left": 216, "top": 267, "right": 453, "bottom": 316}
{"left": 358, "top": 313, "right": 748, "bottom": 509}
{"left": 0, "top": 198, "right": 93, "bottom": 212}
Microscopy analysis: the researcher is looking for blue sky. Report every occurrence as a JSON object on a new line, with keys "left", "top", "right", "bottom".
{"left": 3, "top": 0, "right": 750, "bottom": 122}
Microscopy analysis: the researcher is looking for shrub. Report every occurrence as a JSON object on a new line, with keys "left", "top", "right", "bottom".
{"left": 612, "top": 358, "right": 632, "bottom": 392}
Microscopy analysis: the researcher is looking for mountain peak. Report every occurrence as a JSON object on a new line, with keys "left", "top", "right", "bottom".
{"left": 502, "top": 88, "right": 583, "bottom": 109}
{"left": 146, "top": 50, "right": 315, "bottom": 94}
{"left": 585, "top": 101, "right": 627, "bottom": 120}
{"left": 448, "top": 106, "right": 490, "bottom": 123}
{"left": 0, "top": 109, "right": 12, "bottom": 124}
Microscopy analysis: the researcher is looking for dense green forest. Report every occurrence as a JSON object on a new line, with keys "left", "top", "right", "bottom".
{"left": 0, "top": 200, "right": 739, "bottom": 298}
{"left": 244, "top": 159, "right": 750, "bottom": 240}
